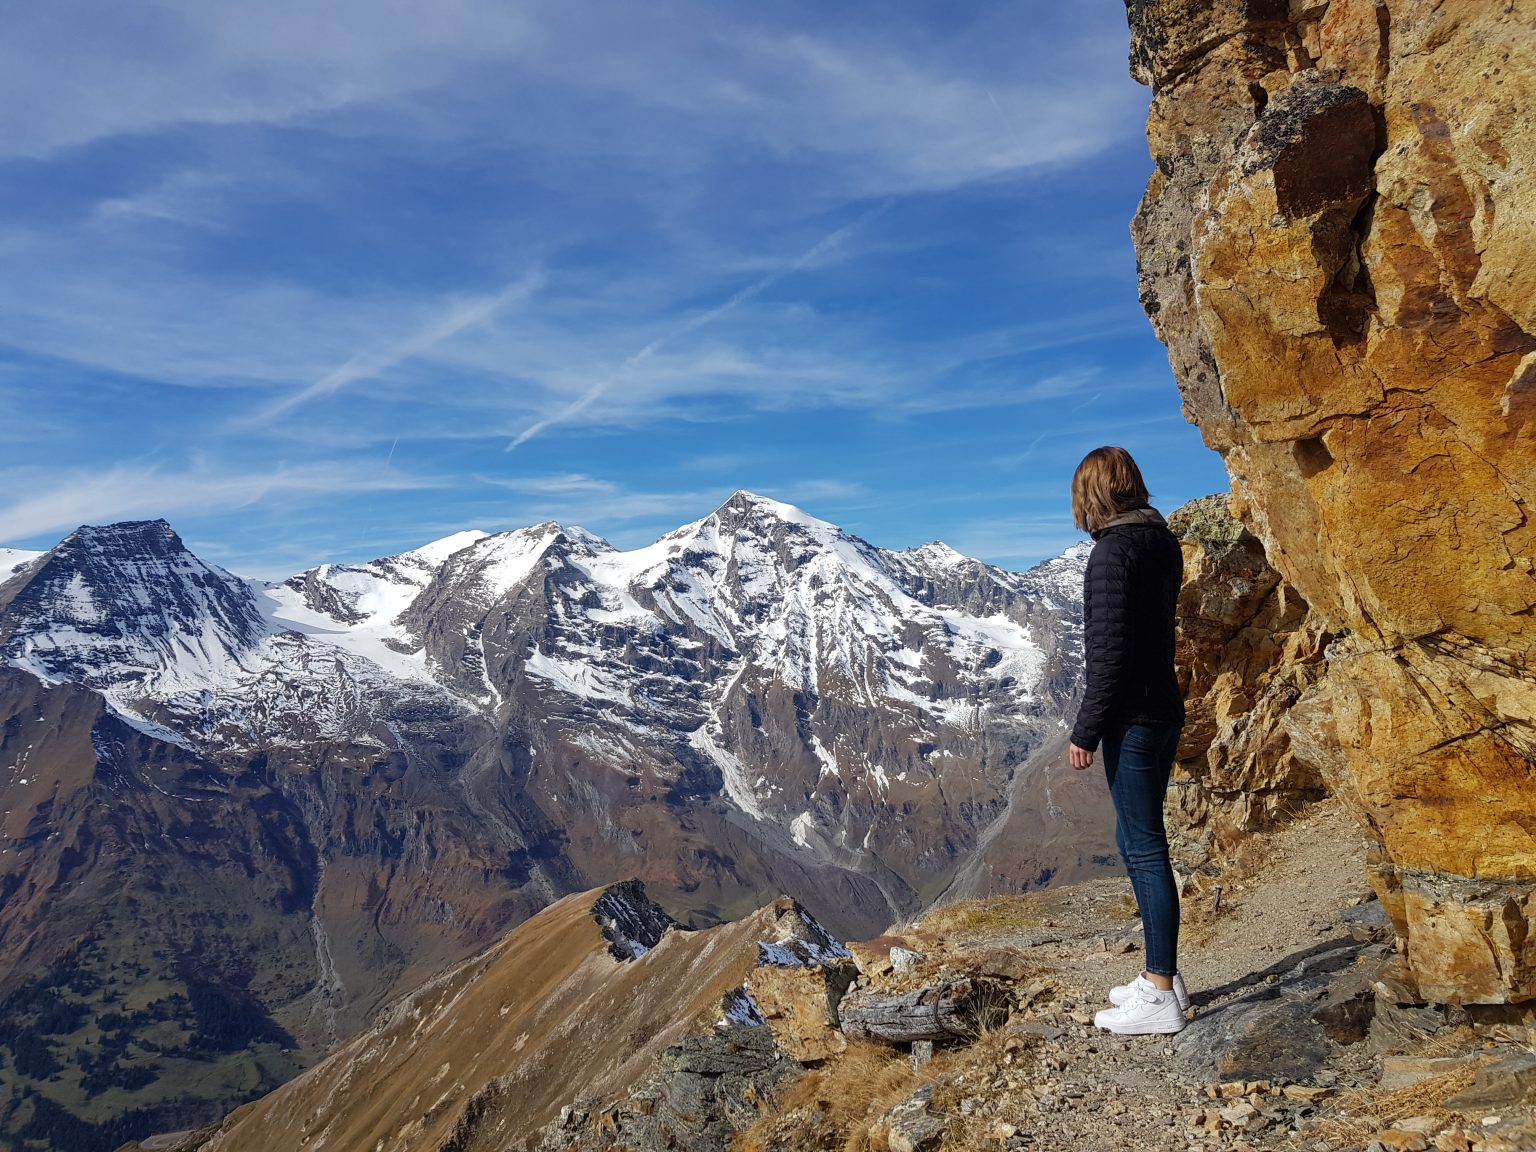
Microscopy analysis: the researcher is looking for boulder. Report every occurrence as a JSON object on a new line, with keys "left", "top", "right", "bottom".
{"left": 1172, "top": 939, "right": 1371, "bottom": 1081}
{"left": 744, "top": 962, "right": 855, "bottom": 1062}
{"left": 868, "top": 1084, "right": 950, "bottom": 1152}
{"left": 1444, "top": 1052, "right": 1536, "bottom": 1113}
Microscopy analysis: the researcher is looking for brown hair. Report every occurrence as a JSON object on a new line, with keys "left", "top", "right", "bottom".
{"left": 1071, "top": 446, "right": 1150, "bottom": 533}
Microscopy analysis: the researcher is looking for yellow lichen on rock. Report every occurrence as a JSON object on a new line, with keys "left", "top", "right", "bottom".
{"left": 1128, "top": 0, "right": 1536, "bottom": 1002}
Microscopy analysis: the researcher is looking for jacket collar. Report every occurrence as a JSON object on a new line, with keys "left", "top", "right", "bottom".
{"left": 1092, "top": 505, "right": 1166, "bottom": 539}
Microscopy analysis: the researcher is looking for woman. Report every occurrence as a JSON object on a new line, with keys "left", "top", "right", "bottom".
{"left": 1067, "top": 446, "right": 1188, "bottom": 1035}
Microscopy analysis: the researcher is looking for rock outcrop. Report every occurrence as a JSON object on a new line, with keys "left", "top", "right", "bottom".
{"left": 1128, "top": 0, "right": 1536, "bottom": 1003}
{"left": 1167, "top": 495, "right": 1330, "bottom": 869}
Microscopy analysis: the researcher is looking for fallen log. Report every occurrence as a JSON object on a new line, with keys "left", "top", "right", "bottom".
{"left": 839, "top": 977, "right": 1011, "bottom": 1043}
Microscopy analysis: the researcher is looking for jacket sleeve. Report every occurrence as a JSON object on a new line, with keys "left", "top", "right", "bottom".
{"left": 1071, "top": 536, "right": 1132, "bottom": 752}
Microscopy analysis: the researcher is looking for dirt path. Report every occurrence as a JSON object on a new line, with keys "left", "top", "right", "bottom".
{"left": 893, "top": 799, "right": 1385, "bottom": 1151}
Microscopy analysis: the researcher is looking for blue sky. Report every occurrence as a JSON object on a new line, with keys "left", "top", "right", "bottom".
{"left": 0, "top": 0, "right": 1228, "bottom": 578}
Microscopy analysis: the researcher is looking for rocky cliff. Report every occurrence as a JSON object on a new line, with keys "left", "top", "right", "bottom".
{"left": 1128, "top": 0, "right": 1536, "bottom": 1003}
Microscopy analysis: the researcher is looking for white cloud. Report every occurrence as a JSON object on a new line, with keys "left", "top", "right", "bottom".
{"left": 0, "top": 0, "right": 533, "bottom": 160}
{"left": 488, "top": 473, "right": 622, "bottom": 496}
{"left": 0, "top": 461, "right": 445, "bottom": 544}
{"left": 505, "top": 201, "right": 888, "bottom": 449}
{"left": 0, "top": 2, "right": 1199, "bottom": 575}
{"left": 91, "top": 170, "right": 235, "bottom": 230}
{"left": 0, "top": 3, "right": 1150, "bottom": 454}
{"left": 0, "top": 2, "right": 1141, "bottom": 196}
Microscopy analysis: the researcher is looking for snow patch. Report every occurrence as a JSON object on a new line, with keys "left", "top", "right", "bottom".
{"left": 525, "top": 648, "right": 632, "bottom": 705}
{"left": 0, "top": 548, "right": 44, "bottom": 577}
{"left": 789, "top": 811, "right": 815, "bottom": 849}
{"left": 688, "top": 727, "right": 764, "bottom": 821}
{"left": 756, "top": 908, "right": 852, "bottom": 967}
{"left": 809, "top": 734, "right": 839, "bottom": 779}
{"left": 407, "top": 529, "right": 489, "bottom": 567}
{"left": 719, "top": 987, "right": 766, "bottom": 1027}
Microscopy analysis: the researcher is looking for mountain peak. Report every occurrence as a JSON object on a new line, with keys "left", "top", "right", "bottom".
{"left": 710, "top": 490, "right": 833, "bottom": 534}
{"left": 2, "top": 517, "right": 264, "bottom": 702}
{"left": 591, "top": 880, "right": 678, "bottom": 960}
{"left": 718, "top": 489, "right": 797, "bottom": 514}
{"left": 58, "top": 518, "right": 183, "bottom": 553}
{"left": 905, "top": 540, "right": 974, "bottom": 567}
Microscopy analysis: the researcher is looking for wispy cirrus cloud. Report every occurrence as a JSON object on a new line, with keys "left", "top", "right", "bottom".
{"left": 0, "top": 461, "right": 445, "bottom": 543}
{"left": 0, "top": 1, "right": 1139, "bottom": 194}
{"left": 243, "top": 272, "right": 544, "bottom": 427}
{"left": 0, "top": 0, "right": 533, "bottom": 161}
{"left": 0, "top": 1, "right": 1228, "bottom": 574}
{"left": 506, "top": 201, "right": 889, "bottom": 450}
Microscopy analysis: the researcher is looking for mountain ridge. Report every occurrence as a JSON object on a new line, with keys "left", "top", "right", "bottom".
{"left": 0, "top": 493, "right": 1111, "bottom": 1150}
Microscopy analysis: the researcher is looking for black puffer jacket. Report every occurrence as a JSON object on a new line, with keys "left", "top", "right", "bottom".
{"left": 1070, "top": 506, "right": 1185, "bottom": 752}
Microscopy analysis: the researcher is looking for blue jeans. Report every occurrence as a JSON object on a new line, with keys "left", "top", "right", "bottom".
{"left": 1103, "top": 722, "right": 1181, "bottom": 978}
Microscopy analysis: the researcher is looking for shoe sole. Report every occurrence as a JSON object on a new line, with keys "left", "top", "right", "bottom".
{"left": 1094, "top": 1016, "right": 1186, "bottom": 1035}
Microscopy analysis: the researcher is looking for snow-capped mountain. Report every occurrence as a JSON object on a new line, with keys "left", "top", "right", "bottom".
{"left": 389, "top": 492, "right": 1088, "bottom": 831}
{"left": 0, "top": 493, "right": 1108, "bottom": 1140}
{"left": 2, "top": 496, "right": 1089, "bottom": 839}
{"left": 0, "top": 520, "right": 264, "bottom": 694}
{"left": 1, "top": 494, "right": 1101, "bottom": 908}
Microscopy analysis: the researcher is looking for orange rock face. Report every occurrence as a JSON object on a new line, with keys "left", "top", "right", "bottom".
{"left": 1128, "top": 0, "right": 1536, "bottom": 1002}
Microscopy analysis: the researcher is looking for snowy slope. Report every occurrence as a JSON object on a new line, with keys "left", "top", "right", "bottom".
{"left": 0, "top": 548, "right": 42, "bottom": 579}
{"left": 259, "top": 529, "right": 489, "bottom": 682}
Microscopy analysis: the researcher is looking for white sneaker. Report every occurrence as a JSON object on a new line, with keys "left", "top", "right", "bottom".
{"left": 1109, "top": 971, "right": 1188, "bottom": 1013}
{"left": 1094, "top": 975, "right": 1186, "bottom": 1035}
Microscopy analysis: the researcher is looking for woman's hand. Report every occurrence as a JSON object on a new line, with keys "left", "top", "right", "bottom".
{"left": 1069, "top": 743, "right": 1094, "bottom": 770}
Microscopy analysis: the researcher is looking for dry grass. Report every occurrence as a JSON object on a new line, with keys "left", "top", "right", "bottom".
{"left": 916, "top": 894, "right": 1048, "bottom": 943}
{"left": 1308, "top": 1029, "right": 1486, "bottom": 1150}
{"left": 1107, "top": 893, "right": 1140, "bottom": 921}
{"left": 732, "top": 1026, "right": 1025, "bottom": 1152}
{"left": 1309, "top": 1067, "right": 1479, "bottom": 1149}
{"left": 1178, "top": 826, "right": 1277, "bottom": 945}
{"left": 732, "top": 1040, "right": 924, "bottom": 1152}
{"left": 1179, "top": 884, "right": 1235, "bottom": 946}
